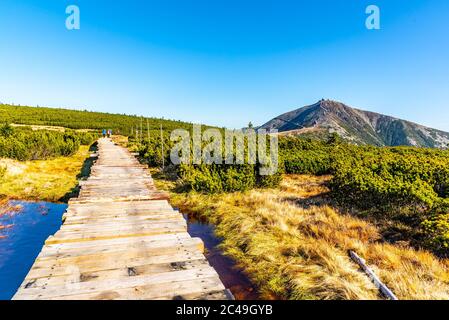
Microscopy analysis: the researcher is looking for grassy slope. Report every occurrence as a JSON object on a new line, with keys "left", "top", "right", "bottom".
{"left": 0, "top": 104, "right": 193, "bottom": 133}
{"left": 153, "top": 170, "right": 449, "bottom": 300}
{"left": 0, "top": 145, "right": 90, "bottom": 202}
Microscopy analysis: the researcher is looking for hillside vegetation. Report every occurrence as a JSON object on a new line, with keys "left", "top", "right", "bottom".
{"left": 0, "top": 104, "right": 194, "bottom": 134}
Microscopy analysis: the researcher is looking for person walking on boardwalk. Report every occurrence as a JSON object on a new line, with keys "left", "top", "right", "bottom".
{"left": 102, "top": 129, "right": 107, "bottom": 138}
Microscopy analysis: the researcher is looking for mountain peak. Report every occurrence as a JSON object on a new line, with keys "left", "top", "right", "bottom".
{"left": 259, "top": 100, "right": 449, "bottom": 148}
{"left": 317, "top": 99, "right": 348, "bottom": 108}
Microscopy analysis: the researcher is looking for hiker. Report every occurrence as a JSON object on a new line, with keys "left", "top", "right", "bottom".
{"left": 102, "top": 129, "right": 106, "bottom": 138}
{"left": 107, "top": 129, "right": 111, "bottom": 138}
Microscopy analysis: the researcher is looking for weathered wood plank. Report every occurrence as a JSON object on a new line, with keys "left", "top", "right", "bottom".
{"left": 56, "top": 220, "right": 187, "bottom": 232}
{"left": 37, "top": 237, "right": 204, "bottom": 259}
{"left": 45, "top": 227, "right": 188, "bottom": 244}
{"left": 39, "top": 233, "right": 193, "bottom": 252}
{"left": 69, "top": 193, "right": 170, "bottom": 203}
{"left": 16, "top": 276, "right": 226, "bottom": 300}
{"left": 24, "top": 251, "right": 207, "bottom": 280}
{"left": 15, "top": 268, "right": 222, "bottom": 299}
{"left": 23, "top": 259, "right": 211, "bottom": 289}
{"left": 63, "top": 215, "right": 185, "bottom": 226}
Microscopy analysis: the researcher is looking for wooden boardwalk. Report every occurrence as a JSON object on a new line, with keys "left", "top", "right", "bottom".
{"left": 13, "top": 138, "right": 230, "bottom": 300}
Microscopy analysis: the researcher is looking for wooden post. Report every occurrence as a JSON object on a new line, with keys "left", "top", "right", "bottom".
{"left": 349, "top": 250, "right": 398, "bottom": 300}
{"left": 140, "top": 117, "right": 143, "bottom": 143}
{"left": 160, "top": 124, "right": 164, "bottom": 169}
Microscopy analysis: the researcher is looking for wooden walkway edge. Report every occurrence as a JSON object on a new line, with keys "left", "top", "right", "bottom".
{"left": 13, "top": 138, "right": 231, "bottom": 300}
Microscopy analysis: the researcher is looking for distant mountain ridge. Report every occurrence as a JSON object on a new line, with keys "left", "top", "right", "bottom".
{"left": 259, "top": 100, "right": 449, "bottom": 148}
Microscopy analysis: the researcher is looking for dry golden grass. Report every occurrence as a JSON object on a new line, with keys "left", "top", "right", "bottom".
{"left": 0, "top": 197, "right": 8, "bottom": 217}
{"left": 153, "top": 171, "right": 449, "bottom": 300}
{"left": 0, "top": 146, "right": 90, "bottom": 202}
{"left": 10, "top": 123, "right": 96, "bottom": 133}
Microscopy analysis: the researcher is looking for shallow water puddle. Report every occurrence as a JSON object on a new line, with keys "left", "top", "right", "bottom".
{"left": 184, "top": 214, "right": 260, "bottom": 300}
{"left": 0, "top": 201, "right": 66, "bottom": 300}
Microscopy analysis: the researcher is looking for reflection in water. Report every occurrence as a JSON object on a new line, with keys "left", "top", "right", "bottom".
{"left": 183, "top": 214, "right": 260, "bottom": 300}
{"left": 0, "top": 201, "right": 66, "bottom": 300}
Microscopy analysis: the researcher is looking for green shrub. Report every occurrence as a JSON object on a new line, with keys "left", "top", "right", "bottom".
{"left": 136, "top": 131, "right": 282, "bottom": 193}
{"left": 137, "top": 131, "right": 173, "bottom": 167}
{"left": 177, "top": 163, "right": 280, "bottom": 193}
{"left": 279, "top": 136, "right": 333, "bottom": 175}
{"left": 0, "top": 124, "right": 98, "bottom": 161}
{"left": 422, "top": 211, "right": 449, "bottom": 253}
{"left": 329, "top": 146, "right": 449, "bottom": 211}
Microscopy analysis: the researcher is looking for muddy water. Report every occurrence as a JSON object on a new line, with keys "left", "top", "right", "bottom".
{"left": 0, "top": 201, "right": 67, "bottom": 300}
{"left": 183, "top": 214, "right": 260, "bottom": 300}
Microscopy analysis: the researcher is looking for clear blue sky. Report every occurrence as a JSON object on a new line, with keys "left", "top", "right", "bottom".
{"left": 1, "top": 0, "right": 448, "bottom": 130}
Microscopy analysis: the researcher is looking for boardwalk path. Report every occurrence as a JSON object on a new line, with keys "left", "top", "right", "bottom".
{"left": 14, "top": 138, "right": 230, "bottom": 300}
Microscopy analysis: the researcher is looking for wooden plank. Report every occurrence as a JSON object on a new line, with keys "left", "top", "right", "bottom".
{"left": 23, "top": 260, "right": 213, "bottom": 291}
{"left": 51, "top": 221, "right": 187, "bottom": 236}
{"left": 63, "top": 208, "right": 177, "bottom": 219}
{"left": 37, "top": 237, "right": 204, "bottom": 259}
{"left": 45, "top": 226, "right": 188, "bottom": 244}
{"left": 39, "top": 233, "right": 193, "bottom": 252}
{"left": 24, "top": 251, "right": 207, "bottom": 280}
{"left": 21, "top": 263, "right": 218, "bottom": 291}
{"left": 23, "top": 259, "right": 211, "bottom": 289}
{"left": 15, "top": 276, "right": 226, "bottom": 300}
{"left": 64, "top": 207, "right": 175, "bottom": 216}
{"left": 68, "top": 193, "right": 170, "bottom": 204}
{"left": 15, "top": 268, "right": 221, "bottom": 299}
{"left": 56, "top": 220, "right": 187, "bottom": 232}
{"left": 66, "top": 200, "right": 173, "bottom": 210}
{"left": 63, "top": 215, "right": 184, "bottom": 226}
{"left": 34, "top": 244, "right": 200, "bottom": 267}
